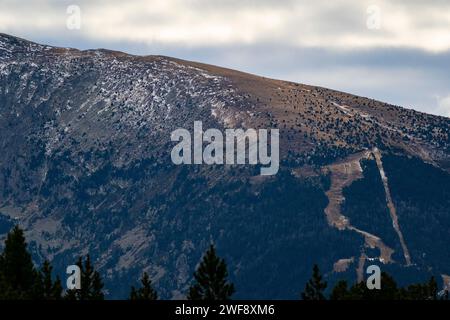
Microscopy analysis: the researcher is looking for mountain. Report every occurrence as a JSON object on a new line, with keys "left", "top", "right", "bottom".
{"left": 0, "top": 33, "right": 449, "bottom": 298}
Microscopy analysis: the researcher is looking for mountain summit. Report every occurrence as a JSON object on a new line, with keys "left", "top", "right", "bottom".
{"left": 0, "top": 33, "right": 449, "bottom": 298}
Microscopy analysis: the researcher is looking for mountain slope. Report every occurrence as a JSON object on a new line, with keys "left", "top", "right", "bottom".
{"left": 0, "top": 33, "right": 449, "bottom": 298}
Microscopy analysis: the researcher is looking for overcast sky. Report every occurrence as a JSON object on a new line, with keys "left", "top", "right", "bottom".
{"left": 1, "top": 0, "right": 449, "bottom": 117}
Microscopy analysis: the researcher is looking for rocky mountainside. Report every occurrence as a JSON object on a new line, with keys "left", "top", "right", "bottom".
{"left": 0, "top": 33, "right": 449, "bottom": 298}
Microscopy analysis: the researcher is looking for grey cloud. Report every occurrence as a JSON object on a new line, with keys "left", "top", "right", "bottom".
{"left": 1, "top": 0, "right": 449, "bottom": 117}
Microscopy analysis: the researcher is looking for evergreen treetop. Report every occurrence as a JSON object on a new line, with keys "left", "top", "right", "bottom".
{"left": 129, "top": 272, "right": 158, "bottom": 300}
{"left": 301, "top": 264, "right": 327, "bottom": 300}
{"left": 187, "top": 244, "right": 235, "bottom": 300}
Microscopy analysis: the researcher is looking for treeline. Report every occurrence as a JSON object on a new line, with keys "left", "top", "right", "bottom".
{"left": 0, "top": 226, "right": 448, "bottom": 300}
{"left": 0, "top": 226, "right": 233, "bottom": 300}
{"left": 302, "top": 264, "right": 448, "bottom": 300}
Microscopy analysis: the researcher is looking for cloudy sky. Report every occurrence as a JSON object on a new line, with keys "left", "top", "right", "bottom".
{"left": 1, "top": 0, "right": 449, "bottom": 117}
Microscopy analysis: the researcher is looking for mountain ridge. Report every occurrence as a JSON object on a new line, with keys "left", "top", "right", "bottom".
{"left": 0, "top": 33, "right": 449, "bottom": 298}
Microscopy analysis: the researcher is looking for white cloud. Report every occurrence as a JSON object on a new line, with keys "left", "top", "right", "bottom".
{"left": 1, "top": 0, "right": 449, "bottom": 117}
{"left": 1, "top": 0, "right": 450, "bottom": 52}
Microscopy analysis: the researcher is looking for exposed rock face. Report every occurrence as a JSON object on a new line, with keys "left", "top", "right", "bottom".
{"left": 0, "top": 33, "right": 449, "bottom": 298}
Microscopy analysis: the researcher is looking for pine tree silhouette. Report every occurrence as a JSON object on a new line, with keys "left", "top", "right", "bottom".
{"left": 301, "top": 264, "right": 327, "bottom": 300}
{"left": 328, "top": 270, "right": 447, "bottom": 300}
{"left": 0, "top": 225, "right": 39, "bottom": 299}
{"left": 330, "top": 280, "right": 349, "bottom": 300}
{"left": 427, "top": 276, "right": 438, "bottom": 300}
{"left": 400, "top": 275, "right": 439, "bottom": 300}
{"left": 129, "top": 272, "right": 158, "bottom": 300}
{"left": 187, "top": 244, "right": 235, "bottom": 300}
{"left": 38, "top": 260, "right": 63, "bottom": 300}
{"left": 357, "top": 272, "right": 398, "bottom": 300}
{"left": 65, "top": 255, "right": 104, "bottom": 300}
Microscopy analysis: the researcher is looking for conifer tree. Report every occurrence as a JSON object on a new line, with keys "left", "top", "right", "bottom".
{"left": 301, "top": 264, "right": 327, "bottom": 300}
{"left": 357, "top": 272, "right": 398, "bottom": 300}
{"left": 427, "top": 276, "right": 438, "bottom": 300}
{"left": 0, "top": 225, "right": 39, "bottom": 299}
{"left": 401, "top": 276, "right": 439, "bottom": 300}
{"left": 187, "top": 244, "right": 235, "bottom": 300}
{"left": 65, "top": 255, "right": 104, "bottom": 300}
{"left": 330, "top": 280, "right": 349, "bottom": 300}
{"left": 129, "top": 272, "right": 158, "bottom": 300}
{"left": 38, "top": 260, "right": 63, "bottom": 300}
{"left": 327, "top": 267, "right": 448, "bottom": 300}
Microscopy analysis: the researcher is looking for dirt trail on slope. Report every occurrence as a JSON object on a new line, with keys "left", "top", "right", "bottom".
{"left": 324, "top": 150, "right": 371, "bottom": 230}
{"left": 373, "top": 148, "right": 412, "bottom": 266}
{"left": 323, "top": 150, "right": 394, "bottom": 266}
